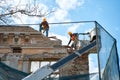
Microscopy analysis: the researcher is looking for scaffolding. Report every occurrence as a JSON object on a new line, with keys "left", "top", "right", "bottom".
{"left": 0, "top": 21, "right": 119, "bottom": 80}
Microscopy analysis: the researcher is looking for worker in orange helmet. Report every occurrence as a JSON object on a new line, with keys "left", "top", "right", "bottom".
{"left": 39, "top": 18, "right": 49, "bottom": 37}
{"left": 67, "top": 31, "right": 80, "bottom": 50}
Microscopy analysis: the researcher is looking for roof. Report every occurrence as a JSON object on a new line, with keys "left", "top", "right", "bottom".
{"left": 0, "top": 25, "right": 38, "bottom": 32}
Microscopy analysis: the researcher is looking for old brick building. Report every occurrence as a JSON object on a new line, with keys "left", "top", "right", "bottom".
{"left": 0, "top": 25, "right": 95, "bottom": 78}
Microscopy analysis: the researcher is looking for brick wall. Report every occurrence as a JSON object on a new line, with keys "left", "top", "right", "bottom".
{"left": 59, "top": 53, "right": 89, "bottom": 77}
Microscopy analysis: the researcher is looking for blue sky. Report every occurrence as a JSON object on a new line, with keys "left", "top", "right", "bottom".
{"left": 20, "top": 0, "right": 120, "bottom": 54}
{"left": 8, "top": 0, "right": 120, "bottom": 73}
{"left": 48, "top": 0, "right": 120, "bottom": 58}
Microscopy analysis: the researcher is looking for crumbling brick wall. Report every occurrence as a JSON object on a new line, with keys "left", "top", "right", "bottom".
{"left": 59, "top": 53, "right": 89, "bottom": 77}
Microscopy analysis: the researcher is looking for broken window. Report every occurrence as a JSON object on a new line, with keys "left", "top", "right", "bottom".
{"left": 12, "top": 47, "right": 22, "bottom": 53}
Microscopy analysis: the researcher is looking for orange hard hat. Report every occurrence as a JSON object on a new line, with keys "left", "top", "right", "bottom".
{"left": 43, "top": 18, "right": 46, "bottom": 21}
{"left": 68, "top": 32, "right": 72, "bottom": 35}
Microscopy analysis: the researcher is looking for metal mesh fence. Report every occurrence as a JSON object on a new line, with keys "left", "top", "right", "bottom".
{"left": 102, "top": 43, "right": 120, "bottom": 80}
{"left": 96, "top": 22, "right": 120, "bottom": 80}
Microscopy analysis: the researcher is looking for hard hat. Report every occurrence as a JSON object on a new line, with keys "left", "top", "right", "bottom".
{"left": 68, "top": 32, "right": 72, "bottom": 35}
{"left": 43, "top": 18, "right": 46, "bottom": 21}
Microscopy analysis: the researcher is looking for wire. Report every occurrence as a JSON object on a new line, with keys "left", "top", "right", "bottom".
{"left": 0, "top": 21, "right": 96, "bottom": 26}
{"left": 49, "top": 21, "right": 95, "bottom": 24}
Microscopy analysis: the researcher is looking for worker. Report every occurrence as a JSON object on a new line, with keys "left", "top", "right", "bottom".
{"left": 67, "top": 32, "right": 80, "bottom": 50}
{"left": 39, "top": 18, "right": 49, "bottom": 37}
{"left": 87, "top": 27, "right": 96, "bottom": 42}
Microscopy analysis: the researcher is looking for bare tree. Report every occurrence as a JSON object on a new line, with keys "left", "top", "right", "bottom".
{"left": 0, "top": 0, "right": 54, "bottom": 24}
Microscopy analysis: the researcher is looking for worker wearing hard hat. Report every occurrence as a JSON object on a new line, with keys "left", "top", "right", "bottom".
{"left": 67, "top": 32, "right": 80, "bottom": 50}
{"left": 39, "top": 18, "right": 49, "bottom": 37}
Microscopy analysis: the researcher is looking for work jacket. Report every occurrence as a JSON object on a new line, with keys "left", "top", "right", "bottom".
{"left": 68, "top": 33, "right": 78, "bottom": 45}
{"left": 40, "top": 21, "right": 49, "bottom": 29}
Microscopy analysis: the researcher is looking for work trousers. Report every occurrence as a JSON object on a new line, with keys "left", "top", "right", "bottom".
{"left": 39, "top": 27, "right": 49, "bottom": 37}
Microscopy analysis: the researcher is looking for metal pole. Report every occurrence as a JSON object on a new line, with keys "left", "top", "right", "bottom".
{"left": 95, "top": 21, "right": 101, "bottom": 80}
